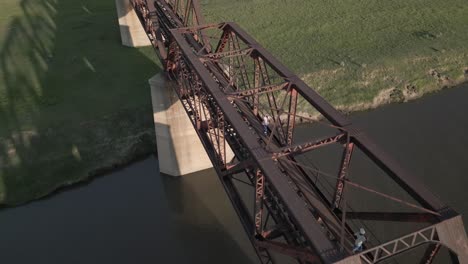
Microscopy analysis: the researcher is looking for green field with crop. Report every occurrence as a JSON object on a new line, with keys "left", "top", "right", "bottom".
{"left": 0, "top": 0, "right": 467, "bottom": 205}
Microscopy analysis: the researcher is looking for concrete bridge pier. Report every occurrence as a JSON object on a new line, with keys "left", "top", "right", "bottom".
{"left": 150, "top": 74, "right": 213, "bottom": 176}
{"left": 436, "top": 215, "right": 468, "bottom": 263}
{"left": 115, "top": 0, "right": 151, "bottom": 47}
{"left": 115, "top": 1, "right": 223, "bottom": 175}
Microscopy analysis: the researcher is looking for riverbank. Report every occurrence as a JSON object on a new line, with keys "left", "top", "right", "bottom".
{"left": 0, "top": 0, "right": 158, "bottom": 205}
{"left": 0, "top": 107, "right": 156, "bottom": 206}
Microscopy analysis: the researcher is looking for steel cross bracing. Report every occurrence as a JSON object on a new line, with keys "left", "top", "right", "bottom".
{"left": 130, "top": 0, "right": 468, "bottom": 263}
{"left": 358, "top": 225, "right": 440, "bottom": 264}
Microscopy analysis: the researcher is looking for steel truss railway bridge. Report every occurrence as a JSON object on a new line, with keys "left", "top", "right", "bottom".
{"left": 125, "top": 0, "right": 468, "bottom": 263}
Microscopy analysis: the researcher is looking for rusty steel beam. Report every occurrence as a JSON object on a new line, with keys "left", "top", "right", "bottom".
{"left": 255, "top": 240, "right": 320, "bottom": 263}
{"left": 221, "top": 22, "right": 449, "bottom": 213}
{"left": 226, "top": 82, "right": 289, "bottom": 99}
{"left": 286, "top": 88, "right": 298, "bottom": 146}
{"left": 170, "top": 29, "right": 344, "bottom": 262}
{"left": 201, "top": 47, "right": 254, "bottom": 60}
{"left": 222, "top": 23, "right": 350, "bottom": 125}
{"left": 252, "top": 56, "right": 262, "bottom": 115}
{"left": 336, "top": 212, "right": 438, "bottom": 223}
{"left": 222, "top": 160, "right": 254, "bottom": 177}
{"left": 221, "top": 166, "right": 275, "bottom": 264}
{"left": 254, "top": 169, "right": 265, "bottom": 234}
{"left": 164, "top": 21, "right": 318, "bottom": 264}
{"left": 420, "top": 243, "right": 441, "bottom": 264}
{"left": 332, "top": 141, "right": 354, "bottom": 210}
{"left": 273, "top": 133, "right": 346, "bottom": 159}
{"left": 170, "top": 21, "right": 458, "bottom": 262}
{"left": 129, "top": 2, "right": 467, "bottom": 263}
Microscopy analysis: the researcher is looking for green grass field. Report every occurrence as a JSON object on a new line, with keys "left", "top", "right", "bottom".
{"left": 202, "top": 0, "right": 468, "bottom": 110}
{"left": 0, "top": 0, "right": 159, "bottom": 205}
{"left": 0, "top": 0, "right": 467, "bottom": 205}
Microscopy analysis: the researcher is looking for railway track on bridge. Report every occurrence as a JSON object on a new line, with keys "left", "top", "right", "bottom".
{"left": 128, "top": 0, "right": 468, "bottom": 263}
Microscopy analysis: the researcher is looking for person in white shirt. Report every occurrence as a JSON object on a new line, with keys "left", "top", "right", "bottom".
{"left": 353, "top": 228, "right": 367, "bottom": 253}
{"left": 262, "top": 115, "right": 270, "bottom": 135}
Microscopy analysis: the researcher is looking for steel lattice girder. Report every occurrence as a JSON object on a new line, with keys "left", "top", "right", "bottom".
{"left": 168, "top": 22, "right": 465, "bottom": 263}
{"left": 169, "top": 28, "right": 340, "bottom": 262}
{"left": 128, "top": 0, "right": 468, "bottom": 263}
{"left": 217, "top": 22, "right": 449, "bottom": 212}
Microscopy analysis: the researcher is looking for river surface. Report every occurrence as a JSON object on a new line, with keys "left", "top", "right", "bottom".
{"left": 0, "top": 84, "right": 467, "bottom": 263}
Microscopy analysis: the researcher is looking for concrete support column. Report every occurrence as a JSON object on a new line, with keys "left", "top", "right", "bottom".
{"left": 436, "top": 215, "right": 468, "bottom": 262}
{"left": 150, "top": 74, "right": 213, "bottom": 176}
{"left": 115, "top": 0, "right": 151, "bottom": 47}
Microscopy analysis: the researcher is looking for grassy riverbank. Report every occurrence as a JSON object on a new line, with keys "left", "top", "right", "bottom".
{"left": 1, "top": 0, "right": 467, "bottom": 205}
{"left": 203, "top": 0, "right": 468, "bottom": 111}
{"left": 0, "top": 0, "right": 158, "bottom": 205}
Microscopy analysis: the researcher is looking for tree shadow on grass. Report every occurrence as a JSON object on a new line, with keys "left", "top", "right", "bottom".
{"left": 0, "top": 0, "right": 160, "bottom": 205}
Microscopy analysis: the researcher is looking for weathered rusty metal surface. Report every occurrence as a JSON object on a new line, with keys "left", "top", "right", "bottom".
{"left": 129, "top": 1, "right": 468, "bottom": 263}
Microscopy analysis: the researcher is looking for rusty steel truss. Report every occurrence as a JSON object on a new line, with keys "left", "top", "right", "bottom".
{"left": 129, "top": 0, "right": 468, "bottom": 263}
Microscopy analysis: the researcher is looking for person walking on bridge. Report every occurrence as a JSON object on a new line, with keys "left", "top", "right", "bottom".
{"left": 262, "top": 115, "right": 270, "bottom": 135}
{"left": 353, "top": 228, "right": 367, "bottom": 253}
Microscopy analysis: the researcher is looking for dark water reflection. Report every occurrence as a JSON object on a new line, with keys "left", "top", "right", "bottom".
{"left": 0, "top": 158, "right": 256, "bottom": 263}
{"left": 0, "top": 84, "right": 466, "bottom": 263}
{"left": 351, "top": 84, "right": 468, "bottom": 219}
